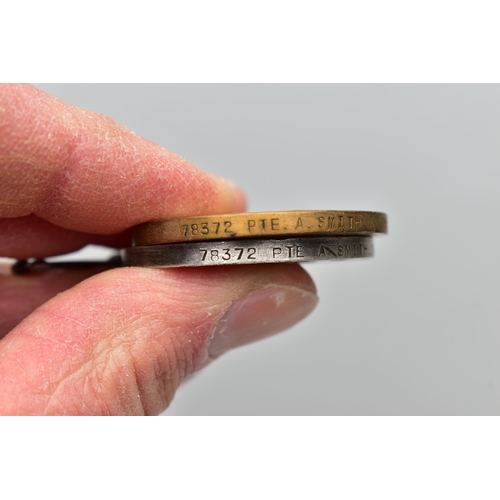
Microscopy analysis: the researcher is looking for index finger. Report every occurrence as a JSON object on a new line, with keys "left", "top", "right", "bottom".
{"left": 0, "top": 84, "right": 243, "bottom": 234}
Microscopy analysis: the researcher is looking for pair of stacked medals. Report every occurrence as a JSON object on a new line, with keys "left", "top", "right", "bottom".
{"left": 123, "top": 210, "right": 387, "bottom": 268}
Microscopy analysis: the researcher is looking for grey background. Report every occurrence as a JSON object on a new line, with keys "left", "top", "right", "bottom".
{"left": 35, "top": 84, "right": 500, "bottom": 415}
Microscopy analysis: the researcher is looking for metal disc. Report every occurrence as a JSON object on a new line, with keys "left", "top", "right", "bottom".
{"left": 123, "top": 236, "right": 374, "bottom": 268}
{"left": 133, "top": 210, "right": 387, "bottom": 245}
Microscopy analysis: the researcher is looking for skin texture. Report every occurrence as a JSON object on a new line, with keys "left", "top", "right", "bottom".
{"left": 0, "top": 84, "right": 318, "bottom": 415}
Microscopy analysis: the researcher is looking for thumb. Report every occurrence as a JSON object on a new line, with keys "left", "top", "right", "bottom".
{"left": 0, "top": 264, "right": 317, "bottom": 415}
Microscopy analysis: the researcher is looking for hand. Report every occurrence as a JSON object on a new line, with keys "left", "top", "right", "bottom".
{"left": 0, "top": 84, "right": 318, "bottom": 415}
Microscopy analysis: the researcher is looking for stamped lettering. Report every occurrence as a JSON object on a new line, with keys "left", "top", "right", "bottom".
{"left": 127, "top": 235, "right": 374, "bottom": 267}
{"left": 134, "top": 210, "right": 385, "bottom": 246}
{"left": 318, "top": 243, "right": 366, "bottom": 258}
{"left": 318, "top": 245, "right": 337, "bottom": 257}
{"left": 198, "top": 247, "right": 258, "bottom": 261}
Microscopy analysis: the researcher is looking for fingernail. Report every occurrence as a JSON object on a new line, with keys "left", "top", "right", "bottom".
{"left": 208, "top": 286, "right": 318, "bottom": 357}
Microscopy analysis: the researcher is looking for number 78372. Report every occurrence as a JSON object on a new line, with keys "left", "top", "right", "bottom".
{"left": 199, "top": 247, "right": 257, "bottom": 261}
